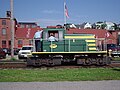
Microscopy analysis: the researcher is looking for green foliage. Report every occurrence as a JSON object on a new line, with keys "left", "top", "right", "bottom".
{"left": 10, "top": 57, "right": 17, "bottom": 61}
{"left": 0, "top": 68, "right": 120, "bottom": 82}
{"left": 101, "top": 23, "right": 107, "bottom": 29}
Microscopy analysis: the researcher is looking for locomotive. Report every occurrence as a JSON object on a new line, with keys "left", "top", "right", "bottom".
{"left": 27, "top": 28, "right": 111, "bottom": 66}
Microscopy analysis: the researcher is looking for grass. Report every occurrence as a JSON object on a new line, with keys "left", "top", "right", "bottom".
{"left": 0, "top": 68, "right": 120, "bottom": 82}
{"left": 112, "top": 57, "right": 120, "bottom": 61}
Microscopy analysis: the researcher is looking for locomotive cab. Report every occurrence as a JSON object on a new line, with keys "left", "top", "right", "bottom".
{"left": 42, "top": 28, "right": 65, "bottom": 52}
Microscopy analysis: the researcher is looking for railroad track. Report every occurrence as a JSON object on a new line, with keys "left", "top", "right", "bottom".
{"left": 111, "top": 60, "right": 120, "bottom": 63}
{"left": 0, "top": 61, "right": 120, "bottom": 69}
{"left": 0, "top": 61, "right": 26, "bottom": 68}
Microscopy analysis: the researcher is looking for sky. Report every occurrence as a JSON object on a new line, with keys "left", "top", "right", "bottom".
{"left": 0, "top": 0, "right": 120, "bottom": 27}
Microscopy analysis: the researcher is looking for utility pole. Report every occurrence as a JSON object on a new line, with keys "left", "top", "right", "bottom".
{"left": 10, "top": 0, "right": 14, "bottom": 58}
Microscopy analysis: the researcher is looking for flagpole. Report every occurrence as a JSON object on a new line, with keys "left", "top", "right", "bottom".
{"left": 64, "top": 0, "right": 67, "bottom": 30}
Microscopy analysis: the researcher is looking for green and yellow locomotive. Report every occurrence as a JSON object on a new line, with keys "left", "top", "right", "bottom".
{"left": 27, "top": 28, "right": 111, "bottom": 66}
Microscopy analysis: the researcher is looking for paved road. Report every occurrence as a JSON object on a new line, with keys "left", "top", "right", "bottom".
{"left": 0, "top": 80, "right": 120, "bottom": 90}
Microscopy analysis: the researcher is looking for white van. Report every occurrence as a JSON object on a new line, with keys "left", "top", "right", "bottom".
{"left": 18, "top": 45, "right": 33, "bottom": 59}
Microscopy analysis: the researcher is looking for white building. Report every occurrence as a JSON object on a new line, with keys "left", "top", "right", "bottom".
{"left": 84, "top": 23, "right": 92, "bottom": 29}
{"left": 105, "top": 22, "right": 115, "bottom": 30}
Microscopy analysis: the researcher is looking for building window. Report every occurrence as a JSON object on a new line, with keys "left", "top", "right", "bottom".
{"left": 2, "top": 40, "right": 6, "bottom": 48}
{"left": 2, "top": 20, "right": 6, "bottom": 25}
{"left": 9, "top": 41, "right": 11, "bottom": 45}
{"left": 8, "top": 41, "right": 11, "bottom": 48}
{"left": 29, "top": 40, "right": 33, "bottom": 45}
{"left": 31, "top": 24, "right": 37, "bottom": 28}
{"left": 18, "top": 40, "right": 23, "bottom": 47}
{"left": 18, "top": 40, "right": 22, "bottom": 44}
{"left": 20, "top": 24, "right": 25, "bottom": 28}
{"left": 2, "top": 28, "right": 7, "bottom": 35}
{"left": 26, "top": 25, "right": 31, "bottom": 28}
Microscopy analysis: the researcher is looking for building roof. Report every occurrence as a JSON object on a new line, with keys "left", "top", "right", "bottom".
{"left": 18, "top": 22, "right": 37, "bottom": 25}
{"left": 66, "top": 29, "right": 115, "bottom": 39}
{"left": 0, "top": 17, "right": 10, "bottom": 19}
{"left": 47, "top": 26, "right": 63, "bottom": 28}
{"left": 16, "top": 28, "right": 42, "bottom": 39}
{"left": 15, "top": 28, "right": 115, "bottom": 39}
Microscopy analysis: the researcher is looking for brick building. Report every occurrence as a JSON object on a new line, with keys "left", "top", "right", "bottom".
{"left": 15, "top": 22, "right": 42, "bottom": 49}
{"left": 0, "top": 18, "right": 16, "bottom": 48}
{"left": 0, "top": 17, "right": 42, "bottom": 49}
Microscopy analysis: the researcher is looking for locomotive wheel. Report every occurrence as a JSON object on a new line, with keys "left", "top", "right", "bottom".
{"left": 85, "top": 58, "right": 92, "bottom": 65}
{"left": 34, "top": 59, "right": 41, "bottom": 66}
{"left": 48, "top": 59, "right": 55, "bottom": 66}
{"left": 97, "top": 58, "right": 104, "bottom": 65}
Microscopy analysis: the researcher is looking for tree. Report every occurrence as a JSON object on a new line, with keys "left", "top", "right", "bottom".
{"left": 101, "top": 23, "right": 107, "bottom": 29}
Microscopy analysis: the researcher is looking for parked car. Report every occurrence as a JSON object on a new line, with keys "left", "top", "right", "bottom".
{"left": 6, "top": 48, "right": 20, "bottom": 55}
{"left": 18, "top": 46, "right": 33, "bottom": 59}
{"left": 107, "top": 44, "right": 120, "bottom": 57}
{"left": 0, "top": 48, "right": 6, "bottom": 59}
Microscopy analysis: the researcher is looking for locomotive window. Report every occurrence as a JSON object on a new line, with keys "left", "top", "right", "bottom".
{"left": 44, "top": 31, "right": 63, "bottom": 41}
{"left": 48, "top": 31, "right": 58, "bottom": 38}
{"left": 59, "top": 31, "right": 63, "bottom": 40}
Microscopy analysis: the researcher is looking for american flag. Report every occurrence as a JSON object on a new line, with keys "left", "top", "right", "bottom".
{"left": 65, "top": 2, "right": 69, "bottom": 18}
